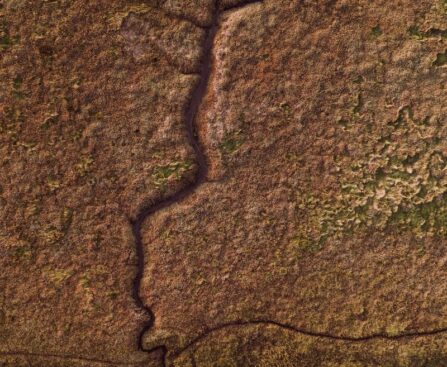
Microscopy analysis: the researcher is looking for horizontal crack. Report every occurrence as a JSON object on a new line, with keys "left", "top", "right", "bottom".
{"left": 221, "top": 0, "right": 265, "bottom": 11}
{"left": 152, "top": 6, "right": 211, "bottom": 29}
{"left": 173, "top": 320, "right": 447, "bottom": 358}
{"left": 0, "top": 351, "right": 146, "bottom": 366}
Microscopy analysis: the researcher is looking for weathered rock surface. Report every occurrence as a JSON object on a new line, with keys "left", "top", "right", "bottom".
{"left": 2, "top": 0, "right": 447, "bottom": 366}
{"left": 0, "top": 0, "right": 201, "bottom": 365}
{"left": 140, "top": 0, "right": 447, "bottom": 365}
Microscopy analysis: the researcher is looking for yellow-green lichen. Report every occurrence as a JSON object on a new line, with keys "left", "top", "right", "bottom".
{"left": 293, "top": 106, "right": 447, "bottom": 251}
{"left": 371, "top": 25, "right": 382, "bottom": 38}
{"left": 434, "top": 50, "right": 447, "bottom": 67}
{"left": 44, "top": 268, "right": 72, "bottom": 287}
{"left": 220, "top": 130, "right": 244, "bottom": 155}
{"left": 152, "top": 160, "right": 193, "bottom": 190}
{"left": 0, "top": 19, "right": 19, "bottom": 51}
{"left": 75, "top": 155, "right": 94, "bottom": 178}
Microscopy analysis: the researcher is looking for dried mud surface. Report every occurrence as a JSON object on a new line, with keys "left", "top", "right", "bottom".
{"left": 2, "top": 0, "right": 447, "bottom": 366}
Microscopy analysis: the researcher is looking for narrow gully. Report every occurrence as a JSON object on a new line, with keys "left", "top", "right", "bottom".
{"left": 3, "top": 0, "right": 447, "bottom": 365}
{"left": 130, "top": 1, "right": 268, "bottom": 363}
{"left": 129, "top": 0, "right": 447, "bottom": 364}
{"left": 130, "top": 2, "right": 219, "bottom": 364}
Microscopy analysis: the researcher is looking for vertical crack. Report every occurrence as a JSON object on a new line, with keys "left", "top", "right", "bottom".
{"left": 130, "top": 2, "right": 219, "bottom": 365}
{"left": 130, "top": 1, "right": 263, "bottom": 365}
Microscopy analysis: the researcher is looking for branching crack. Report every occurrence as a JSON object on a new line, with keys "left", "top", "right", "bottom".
{"left": 131, "top": 1, "right": 264, "bottom": 365}
{"left": 4, "top": 0, "right": 447, "bottom": 365}
{"left": 128, "top": 0, "right": 447, "bottom": 366}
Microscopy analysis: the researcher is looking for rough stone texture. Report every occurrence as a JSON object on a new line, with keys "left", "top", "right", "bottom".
{"left": 3, "top": 0, "right": 447, "bottom": 366}
{"left": 0, "top": 0, "right": 204, "bottom": 365}
{"left": 140, "top": 0, "right": 447, "bottom": 365}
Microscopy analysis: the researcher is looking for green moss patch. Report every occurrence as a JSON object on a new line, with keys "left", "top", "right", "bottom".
{"left": 434, "top": 51, "right": 447, "bottom": 67}
{"left": 220, "top": 130, "right": 244, "bottom": 155}
{"left": 152, "top": 160, "right": 193, "bottom": 190}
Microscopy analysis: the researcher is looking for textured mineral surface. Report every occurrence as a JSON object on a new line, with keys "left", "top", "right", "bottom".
{"left": 2, "top": 0, "right": 447, "bottom": 366}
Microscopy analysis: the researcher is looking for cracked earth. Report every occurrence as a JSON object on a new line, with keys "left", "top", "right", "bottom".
{"left": 2, "top": 0, "right": 447, "bottom": 366}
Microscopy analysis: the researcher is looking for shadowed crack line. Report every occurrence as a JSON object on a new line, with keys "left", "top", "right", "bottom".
{"left": 173, "top": 320, "right": 447, "bottom": 358}
{"left": 130, "top": 1, "right": 265, "bottom": 365}
{"left": 0, "top": 351, "right": 144, "bottom": 366}
{"left": 221, "top": 0, "right": 266, "bottom": 11}
{"left": 3, "top": 0, "right": 447, "bottom": 365}
{"left": 130, "top": 2, "right": 218, "bottom": 365}
{"left": 0, "top": 2, "right": 261, "bottom": 366}
{"left": 4, "top": 319, "right": 447, "bottom": 365}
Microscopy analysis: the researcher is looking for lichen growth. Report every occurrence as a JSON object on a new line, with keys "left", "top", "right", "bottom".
{"left": 75, "top": 155, "right": 94, "bottom": 178}
{"left": 220, "top": 130, "right": 244, "bottom": 155}
{"left": 408, "top": 25, "right": 425, "bottom": 40}
{"left": 434, "top": 50, "right": 447, "bottom": 67}
{"left": 0, "top": 18, "right": 19, "bottom": 51}
{"left": 442, "top": 0, "right": 447, "bottom": 13}
{"left": 45, "top": 268, "right": 72, "bottom": 287}
{"left": 371, "top": 25, "right": 382, "bottom": 38}
{"left": 293, "top": 106, "right": 447, "bottom": 251}
{"left": 152, "top": 160, "right": 193, "bottom": 190}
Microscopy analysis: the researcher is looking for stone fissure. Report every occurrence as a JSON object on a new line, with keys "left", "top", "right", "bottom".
{"left": 129, "top": 0, "right": 447, "bottom": 365}
{"left": 4, "top": 320, "right": 447, "bottom": 365}
{"left": 130, "top": 2, "right": 218, "bottom": 365}
{"left": 130, "top": 1, "right": 266, "bottom": 365}
{"left": 173, "top": 320, "right": 447, "bottom": 359}
{"left": 6, "top": 1, "right": 446, "bottom": 365}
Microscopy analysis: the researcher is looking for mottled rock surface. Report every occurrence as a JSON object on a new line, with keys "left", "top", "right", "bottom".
{"left": 141, "top": 0, "right": 447, "bottom": 365}
{"left": 2, "top": 0, "right": 447, "bottom": 366}
{"left": 0, "top": 0, "right": 201, "bottom": 365}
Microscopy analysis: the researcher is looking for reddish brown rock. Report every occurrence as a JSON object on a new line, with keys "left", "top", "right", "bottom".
{"left": 3, "top": 0, "right": 447, "bottom": 365}
{"left": 0, "top": 0, "right": 208, "bottom": 365}
{"left": 140, "top": 0, "right": 447, "bottom": 365}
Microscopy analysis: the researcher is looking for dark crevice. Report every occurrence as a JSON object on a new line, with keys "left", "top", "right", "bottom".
{"left": 425, "top": 28, "right": 447, "bottom": 38}
{"left": 130, "top": 1, "right": 220, "bottom": 366}
{"left": 220, "top": 0, "right": 265, "bottom": 11}
{"left": 4, "top": 319, "right": 447, "bottom": 365}
{"left": 131, "top": 1, "right": 266, "bottom": 365}
{"left": 3, "top": 0, "right": 447, "bottom": 366}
